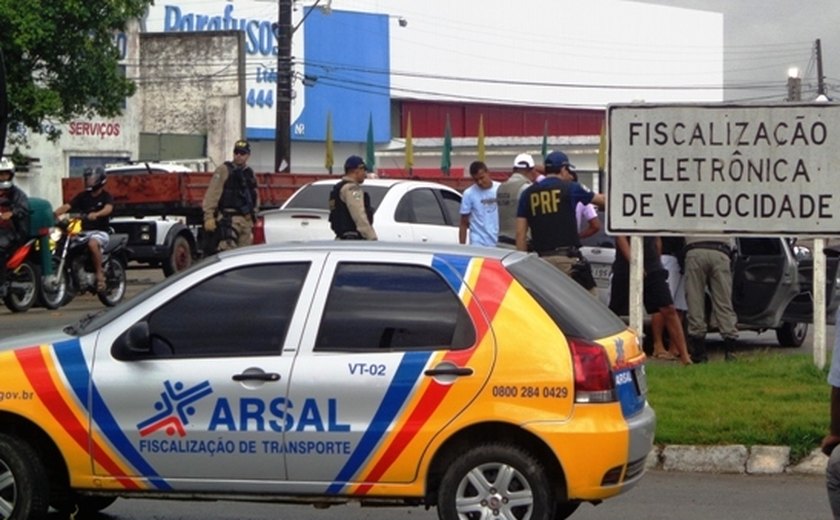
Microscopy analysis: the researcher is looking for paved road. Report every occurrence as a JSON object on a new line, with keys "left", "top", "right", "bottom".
{"left": 0, "top": 267, "right": 162, "bottom": 338}
{"left": 39, "top": 470, "right": 831, "bottom": 520}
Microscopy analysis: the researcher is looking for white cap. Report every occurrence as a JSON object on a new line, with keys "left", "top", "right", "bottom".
{"left": 513, "top": 153, "right": 535, "bottom": 169}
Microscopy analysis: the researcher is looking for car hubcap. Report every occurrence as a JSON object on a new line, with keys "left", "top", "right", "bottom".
{"left": 0, "top": 459, "right": 17, "bottom": 518}
{"left": 455, "top": 462, "right": 533, "bottom": 519}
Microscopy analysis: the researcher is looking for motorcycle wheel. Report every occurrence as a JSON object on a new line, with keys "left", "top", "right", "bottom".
{"left": 98, "top": 258, "right": 126, "bottom": 306}
{"left": 39, "top": 264, "right": 69, "bottom": 310}
{"left": 4, "top": 261, "right": 39, "bottom": 313}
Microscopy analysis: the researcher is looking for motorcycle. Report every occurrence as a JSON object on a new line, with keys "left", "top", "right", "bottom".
{"left": 40, "top": 217, "right": 130, "bottom": 308}
{"left": 2, "top": 237, "right": 42, "bottom": 312}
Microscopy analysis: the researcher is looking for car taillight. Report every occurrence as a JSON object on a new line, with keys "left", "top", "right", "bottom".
{"left": 570, "top": 338, "right": 616, "bottom": 403}
{"left": 252, "top": 215, "right": 265, "bottom": 244}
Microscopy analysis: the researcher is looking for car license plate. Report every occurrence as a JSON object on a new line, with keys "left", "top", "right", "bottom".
{"left": 632, "top": 365, "right": 648, "bottom": 396}
{"left": 591, "top": 264, "right": 611, "bottom": 282}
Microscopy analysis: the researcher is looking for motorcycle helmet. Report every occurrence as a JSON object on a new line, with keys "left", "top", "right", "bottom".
{"left": 0, "top": 157, "right": 15, "bottom": 190}
{"left": 84, "top": 166, "right": 107, "bottom": 191}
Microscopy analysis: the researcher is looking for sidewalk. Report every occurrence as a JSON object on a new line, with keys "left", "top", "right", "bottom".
{"left": 646, "top": 444, "right": 828, "bottom": 476}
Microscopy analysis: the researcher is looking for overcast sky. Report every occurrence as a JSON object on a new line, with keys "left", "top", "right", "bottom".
{"left": 638, "top": 0, "right": 839, "bottom": 102}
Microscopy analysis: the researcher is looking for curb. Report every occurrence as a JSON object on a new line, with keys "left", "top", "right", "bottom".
{"left": 646, "top": 445, "right": 827, "bottom": 475}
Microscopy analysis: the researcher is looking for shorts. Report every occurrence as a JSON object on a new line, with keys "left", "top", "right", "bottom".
{"left": 82, "top": 230, "right": 110, "bottom": 250}
{"left": 609, "top": 267, "right": 674, "bottom": 316}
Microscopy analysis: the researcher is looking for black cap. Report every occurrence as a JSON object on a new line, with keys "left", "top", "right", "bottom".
{"left": 233, "top": 139, "right": 251, "bottom": 154}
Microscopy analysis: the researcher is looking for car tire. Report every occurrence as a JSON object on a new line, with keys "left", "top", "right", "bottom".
{"left": 163, "top": 235, "right": 193, "bottom": 277}
{"left": 437, "top": 443, "right": 553, "bottom": 520}
{"left": 0, "top": 433, "right": 49, "bottom": 520}
{"left": 775, "top": 321, "right": 808, "bottom": 348}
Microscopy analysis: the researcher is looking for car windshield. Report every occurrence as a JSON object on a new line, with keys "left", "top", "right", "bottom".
{"left": 507, "top": 255, "right": 627, "bottom": 340}
{"left": 285, "top": 184, "right": 388, "bottom": 212}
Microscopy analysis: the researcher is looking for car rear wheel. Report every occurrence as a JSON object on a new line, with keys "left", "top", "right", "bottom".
{"left": 437, "top": 443, "right": 553, "bottom": 520}
{"left": 775, "top": 321, "right": 808, "bottom": 348}
{"left": 0, "top": 433, "right": 49, "bottom": 520}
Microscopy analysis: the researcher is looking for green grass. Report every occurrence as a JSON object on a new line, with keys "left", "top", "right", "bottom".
{"left": 646, "top": 353, "right": 830, "bottom": 461}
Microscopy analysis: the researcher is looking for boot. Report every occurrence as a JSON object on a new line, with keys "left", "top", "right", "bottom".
{"left": 689, "top": 336, "right": 708, "bottom": 364}
{"left": 723, "top": 337, "right": 737, "bottom": 362}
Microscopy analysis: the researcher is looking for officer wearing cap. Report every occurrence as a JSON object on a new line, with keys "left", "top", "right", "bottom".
{"left": 328, "top": 155, "right": 377, "bottom": 240}
{"left": 497, "top": 153, "right": 537, "bottom": 248}
{"left": 516, "top": 150, "right": 604, "bottom": 292}
{"left": 203, "top": 139, "right": 260, "bottom": 251}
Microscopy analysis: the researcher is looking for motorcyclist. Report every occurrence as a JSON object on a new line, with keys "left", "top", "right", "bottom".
{"left": 54, "top": 167, "right": 114, "bottom": 293}
{"left": 0, "top": 157, "right": 30, "bottom": 298}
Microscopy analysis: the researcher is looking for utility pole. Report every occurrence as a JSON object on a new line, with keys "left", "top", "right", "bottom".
{"left": 816, "top": 38, "right": 826, "bottom": 97}
{"left": 274, "top": 0, "right": 292, "bottom": 172}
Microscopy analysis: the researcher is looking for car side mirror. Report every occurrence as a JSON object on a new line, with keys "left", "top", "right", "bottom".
{"left": 112, "top": 322, "right": 152, "bottom": 360}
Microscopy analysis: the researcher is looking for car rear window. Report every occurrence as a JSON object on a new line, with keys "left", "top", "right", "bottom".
{"left": 285, "top": 184, "right": 387, "bottom": 211}
{"left": 507, "top": 255, "right": 627, "bottom": 340}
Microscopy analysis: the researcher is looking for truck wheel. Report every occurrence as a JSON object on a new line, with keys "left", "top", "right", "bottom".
{"left": 437, "top": 443, "right": 553, "bottom": 520}
{"left": 0, "top": 433, "right": 49, "bottom": 520}
{"left": 776, "top": 322, "right": 808, "bottom": 348}
{"left": 163, "top": 235, "right": 193, "bottom": 277}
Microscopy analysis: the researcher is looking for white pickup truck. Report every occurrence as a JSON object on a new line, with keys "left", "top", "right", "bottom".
{"left": 259, "top": 178, "right": 464, "bottom": 243}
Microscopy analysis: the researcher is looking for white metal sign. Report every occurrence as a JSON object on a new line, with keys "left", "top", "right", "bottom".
{"left": 607, "top": 103, "right": 840, "bottom": 236}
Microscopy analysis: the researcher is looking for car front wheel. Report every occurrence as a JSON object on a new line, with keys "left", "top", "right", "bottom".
{"left": 0, "top": 433, "right": 49, "bottom": 520}
{"left": 437, "top": 443, "right": 554, "bottom": 520}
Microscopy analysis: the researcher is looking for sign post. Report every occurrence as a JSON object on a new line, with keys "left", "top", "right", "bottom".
{"left": 608, "top": 103, "right": 840, "bottom": 366}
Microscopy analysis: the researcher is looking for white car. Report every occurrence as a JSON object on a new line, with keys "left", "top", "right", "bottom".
{"left": 259, "top": 179, "right": 463, "bottom": 244}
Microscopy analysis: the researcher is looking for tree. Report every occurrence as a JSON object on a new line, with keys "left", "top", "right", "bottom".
{"left": 0, "top": 0, "right": 153, "bottom": 142}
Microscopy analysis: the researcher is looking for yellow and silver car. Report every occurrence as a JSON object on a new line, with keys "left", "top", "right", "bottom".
{"left": 0, "top": 242, "right": 654, "bottom": 520}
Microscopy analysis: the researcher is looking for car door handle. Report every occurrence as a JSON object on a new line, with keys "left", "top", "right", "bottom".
{"left": 232, "top": 372, "right": 281, "bottom": 382}
{"left": 424, "top": 366, "right": 473, "bottom": 377}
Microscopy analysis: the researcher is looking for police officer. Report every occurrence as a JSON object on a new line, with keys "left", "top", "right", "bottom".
{"left": 0, "top": 157, "right": 30, "bottom": 297}
{"left": 516, "top": 150, "right": 604, "bottom": 292}
{"left": 203, "top": 139, "right": 260, "bottom": 251}
{"left": 683, "top": 236, "right": 738, "bottom": 362}
{"left": 329, "top": 155, "right": 377, "bottom": 240}
{"left": 496, "top": 153, "right": 537, "bottom": 248}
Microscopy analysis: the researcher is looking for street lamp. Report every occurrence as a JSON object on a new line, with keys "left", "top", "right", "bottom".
{"left": 786, "top": 67, "right": 801, "bottom": 102}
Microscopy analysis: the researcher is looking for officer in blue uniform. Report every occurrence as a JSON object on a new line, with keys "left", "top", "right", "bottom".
{"left": 516, "top": 151, "right": 604, "bottom": 292}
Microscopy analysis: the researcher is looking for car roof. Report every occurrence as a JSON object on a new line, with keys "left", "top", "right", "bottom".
{"left": 308, "top": 178, "right": 459, "bottom": 192}
{"left": 217, "top": 241, "right": 525, "bottom": 262}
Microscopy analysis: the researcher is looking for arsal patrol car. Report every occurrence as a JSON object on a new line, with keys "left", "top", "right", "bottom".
{"left": 0, "top": 242, "right": 655, "bottom": 520}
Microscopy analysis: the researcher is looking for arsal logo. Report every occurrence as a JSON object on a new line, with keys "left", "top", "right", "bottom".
{"left": 137, "top": 380, "right": 213, "bottom": 437}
